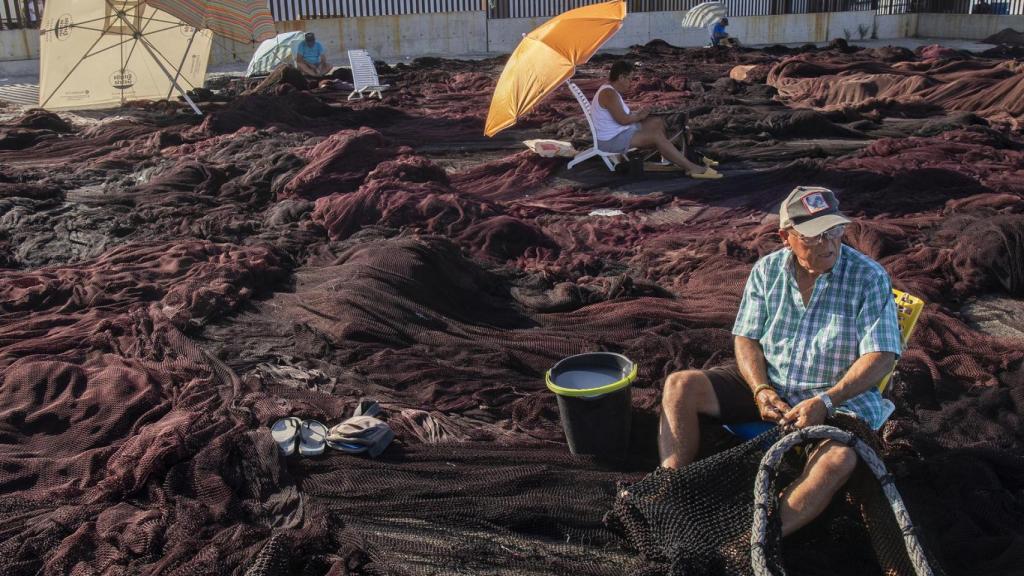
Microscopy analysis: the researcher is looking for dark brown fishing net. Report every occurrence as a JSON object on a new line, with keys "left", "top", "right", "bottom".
{"left": 1, "top": 39, "right": 1023, "bottom": 575}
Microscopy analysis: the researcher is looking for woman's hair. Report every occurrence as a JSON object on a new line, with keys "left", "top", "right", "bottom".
{"left": 609, "top": 60, "right": 634, "bottom": 81}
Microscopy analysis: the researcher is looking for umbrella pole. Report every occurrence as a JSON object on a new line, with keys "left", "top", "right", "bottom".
{"left": 166, "top": 29, "right": 200, "bottom": 102}
{"left": 113, "top": 8, "right": 204, "bottom": 115}
{"left": 135, "top": 34, "right": 204, "bottom": 115}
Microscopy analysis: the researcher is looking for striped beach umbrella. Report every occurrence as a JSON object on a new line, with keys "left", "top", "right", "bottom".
{"left": 146, "top": 0, "right": 276, "bottom": 43}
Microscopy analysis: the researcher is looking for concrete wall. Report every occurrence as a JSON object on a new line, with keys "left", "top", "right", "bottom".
{"left": 874, "top": 13, "right": 918, "bottom": 40}
{"left": 234, "top": 11, "right": 488, "bottom": 66}
{"left": 0, "top": 27, "right": 38, "bottom": 62}
{"left": 489, "top": 11, "right": 912, "bottom": 52}
{"left": 485, "top": 10, "right": 703, "bottom": 53}
{"left": 916, "top": 13, "right": 1024, "bottom": 39}
{"left": 4, "top": 11, "right": 1024, "bottom": 70}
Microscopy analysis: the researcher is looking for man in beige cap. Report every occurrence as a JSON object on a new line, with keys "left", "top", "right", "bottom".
{"left": 658, "top": 186, "right": 902, "bottom": 537}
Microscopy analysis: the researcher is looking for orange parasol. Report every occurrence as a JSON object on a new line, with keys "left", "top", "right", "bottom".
{"left": 484, "top": 0, "right": 627, "bottom": 137}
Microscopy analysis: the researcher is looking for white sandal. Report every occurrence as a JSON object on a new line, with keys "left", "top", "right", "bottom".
{"left": 271, "top": 417, "right": 301, "bottom": 456}
{"left": 298, "top": 420, "right": 328, "bottom": 456}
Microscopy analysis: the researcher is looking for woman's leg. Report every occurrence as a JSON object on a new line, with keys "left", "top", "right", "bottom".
{"left": 630, "top": 117, "right": 707, "bottom": 174}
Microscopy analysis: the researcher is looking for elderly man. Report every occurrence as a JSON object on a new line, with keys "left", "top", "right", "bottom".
{"left": 295, "top": 32, "right": 330, "bottom": 77}
{"left": 658, "top": 186, "right": 902, "bottom": 536}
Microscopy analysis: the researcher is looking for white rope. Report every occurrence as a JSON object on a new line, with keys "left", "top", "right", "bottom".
{"left": 750, "top": 425, "right": 934, "bottom": 576}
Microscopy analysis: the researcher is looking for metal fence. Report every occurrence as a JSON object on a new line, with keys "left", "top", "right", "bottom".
{"left": 877, "top": 0, "right": 1023, "bottom": 13}
{"left": 487, "top": 0, "right": 689, "bottom": 18}
{"left": 485, "top": 0, "right": 894, "bottom": 17}
{"left": 0, "top": 0, "right": 41, "bottom": 29}
{"left": 268, "top": 0, "right": 482, "bottom": 19}
{"left": 0, "top": 0, "right": 1020, "bottom": 29}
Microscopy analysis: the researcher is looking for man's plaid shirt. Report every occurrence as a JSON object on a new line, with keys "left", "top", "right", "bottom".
{"left": 732, "top": 244, "right": 902, "bottom": 429}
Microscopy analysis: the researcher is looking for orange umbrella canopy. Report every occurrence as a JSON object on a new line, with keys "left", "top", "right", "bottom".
{"left": 484, "top": 0, "right": 627, "bottom": 137}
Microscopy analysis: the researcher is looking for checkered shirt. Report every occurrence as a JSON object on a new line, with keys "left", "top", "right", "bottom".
{"left": 732, "top": 245, "right": 903, "bottom": 429}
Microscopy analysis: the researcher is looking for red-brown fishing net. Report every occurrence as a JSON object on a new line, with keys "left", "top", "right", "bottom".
{"left": 1, "top": 41, "right": 1023, "bottom": 575}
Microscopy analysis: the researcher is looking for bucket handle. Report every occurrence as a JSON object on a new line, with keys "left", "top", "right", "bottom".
{"left": 545, "top": 363, "right": 638, "bottom": 398}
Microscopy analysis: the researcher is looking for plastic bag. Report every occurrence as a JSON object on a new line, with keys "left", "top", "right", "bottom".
{"left": 523, "top": 139, "right": 577, "bottom": 158}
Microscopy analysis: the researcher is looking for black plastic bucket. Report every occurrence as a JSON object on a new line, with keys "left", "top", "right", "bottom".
{"left": 545, "top": 352, "right": 637, "bottom": 457}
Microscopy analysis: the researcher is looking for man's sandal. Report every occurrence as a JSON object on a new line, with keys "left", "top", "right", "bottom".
{"left": 701, "top": 156, "right": 719, "bottom": 168}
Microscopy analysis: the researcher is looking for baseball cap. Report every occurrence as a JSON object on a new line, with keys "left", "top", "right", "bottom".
{"left": 304, "top": 32, "right": 315, "bottom": 40}
{"left": 778, "top": 186, "right": 850, "bottom": 237}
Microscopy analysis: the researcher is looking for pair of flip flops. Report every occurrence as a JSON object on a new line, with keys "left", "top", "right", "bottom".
{"left": 271, "top": 417, "right": 328, "bottom": 456}
{"left": 270, "top": 399, "right": 395, "bottom": 458}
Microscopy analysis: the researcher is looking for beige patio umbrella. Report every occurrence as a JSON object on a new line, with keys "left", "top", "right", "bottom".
{"left": 39, "top": 0, "right": 213, "bottom": 113}
{"left": 39, "top": 0, "right": 276, "bottom": 114}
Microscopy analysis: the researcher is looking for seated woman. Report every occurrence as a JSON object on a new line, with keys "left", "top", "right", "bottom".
{"left": 593, "top": 61, "right": 721, "bottom": 179}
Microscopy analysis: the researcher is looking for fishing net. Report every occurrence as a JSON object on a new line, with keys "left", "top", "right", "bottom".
{"left": 608, "top": 415, "right": 947, "bottom": 576}
{"left": 1, "top": 40, "right": 1023, "bottom": 575}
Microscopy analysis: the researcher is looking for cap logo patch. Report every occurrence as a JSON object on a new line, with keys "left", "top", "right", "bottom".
{"left": 801, "top": 192, "right": 830, "bottom": 214}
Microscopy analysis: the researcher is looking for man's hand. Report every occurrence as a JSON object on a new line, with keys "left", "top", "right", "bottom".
{"left": 635, "top": 109, "right": 651, "bottom": 121}
{"left": 755, "top": 389, "right": 791, "bottom": 424}
{"left": 782, "top": 396, "right": 828, "bottom": 428}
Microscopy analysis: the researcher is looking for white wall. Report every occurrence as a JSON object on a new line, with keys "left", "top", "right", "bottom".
{"left": 4, "top": 12, "right": 1023, "bottom": 70}
{"left": 916, "top": 13, "right": 1024, "bottom": 39}
{"left": 0, "top": 27, "right": 38, "bottom": 62}
{"left": 489, "top": 11, "right": 915, "bottom": 51}
{"left": 270, "top": 11, "right": 488, "bottom": 65}
{"left": 874, "top": 13, "right": 918, "bottom": 40}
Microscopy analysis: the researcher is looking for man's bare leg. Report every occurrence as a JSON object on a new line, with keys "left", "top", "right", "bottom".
{"left": 779, "top": 440, "right": 858, "bottom": 536}
{"left": 659, "top": 370, "right": 721, "bottom": 468}
{"left": 296, "top": 60, "right": 319, "bottom": 77}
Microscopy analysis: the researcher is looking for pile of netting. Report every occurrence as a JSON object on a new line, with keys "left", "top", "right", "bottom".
{"left": 1, "top": 39, "right": 1023, "bottom": 575}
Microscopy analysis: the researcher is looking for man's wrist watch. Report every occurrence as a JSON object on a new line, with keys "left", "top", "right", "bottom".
{"left": 817, "top": 392, "right": 836, "bottom": 417}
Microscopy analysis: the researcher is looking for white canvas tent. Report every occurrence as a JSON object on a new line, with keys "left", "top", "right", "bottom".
{"left": 39, "top": 0, "right": 213, "bottom": 113}
{"left": 246, "top": 31, "right": 305, "bottom": 77}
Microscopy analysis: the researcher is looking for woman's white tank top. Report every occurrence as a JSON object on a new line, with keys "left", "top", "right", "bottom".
{"left": 591, "top": 84, "right": 631, "bottom": 141}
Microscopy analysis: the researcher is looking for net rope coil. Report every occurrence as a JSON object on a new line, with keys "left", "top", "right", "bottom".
{"left": 751, "top": 425, "right": 934, "bottom": 576}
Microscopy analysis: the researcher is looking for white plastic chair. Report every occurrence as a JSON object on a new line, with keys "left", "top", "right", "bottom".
{"left": 565, "top": 81, "right": 630, "bottom": 171}
{"left": 347, "top": 49, "right": 390, "bottom": 100}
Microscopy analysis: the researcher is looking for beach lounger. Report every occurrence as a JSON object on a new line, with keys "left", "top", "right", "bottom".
{"left": 347, "top": 49, "right": 390, "bottom": 100}
{"left": 565, "top": 81, "right": 634, "bottom": 172}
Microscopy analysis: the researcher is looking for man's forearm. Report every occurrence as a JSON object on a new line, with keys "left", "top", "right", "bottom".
{"left": 735, "top": 336, "right": 771, "bottom": 393}
{"left": 828, "top": 352, "right": 896, "bottom": 405}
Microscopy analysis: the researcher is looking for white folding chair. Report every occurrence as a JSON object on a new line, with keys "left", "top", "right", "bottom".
{"left": 565, "top": 81, "right": 630, "bottom": 172}
{"left": 347, "top": 49, "right": 390, "bottom": 100}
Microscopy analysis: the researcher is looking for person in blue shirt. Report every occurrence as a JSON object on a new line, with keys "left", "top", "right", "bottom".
{"left": 295, "top": 32, "right": 330, "bottom": 77}
{"left": 709, "top": 17, "right": 732, "bottom": 47}
{"left": 658, "top": 186, "right": 902, "bottom": 537}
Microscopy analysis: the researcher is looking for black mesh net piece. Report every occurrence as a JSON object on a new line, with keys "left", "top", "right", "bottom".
{"left": 608, "top": 415, "right": 945, "bottom": 576}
